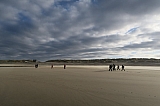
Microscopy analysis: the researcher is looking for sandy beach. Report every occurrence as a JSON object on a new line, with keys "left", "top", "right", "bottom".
{"left": 0, "top": 65, "right": 160, "bottom": 106}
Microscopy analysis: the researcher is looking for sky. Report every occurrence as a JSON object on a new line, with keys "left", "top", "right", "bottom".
{"left": 1, "top": 0, "right": 160, "bottom": 61}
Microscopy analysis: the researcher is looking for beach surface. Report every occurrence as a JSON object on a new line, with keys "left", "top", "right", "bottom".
{"left": 0, "top": 65, "right": 160, "bottom": 106}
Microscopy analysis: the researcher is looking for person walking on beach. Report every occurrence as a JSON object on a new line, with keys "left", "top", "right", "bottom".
{"left": 113, "top": 64, "right": 116, "bottom": 71}
{"left": 35, "top": 63, "right": 38, "bottom": 68}
{"left": 121, "top": 65, "right": 125, "bottom": 71}
{"left": 51, "top": 64, "right": 53, "bottom": 69}
{"left": 109, "top": 64, "right": 112, "bottom": 71}
{"left": 117, "top": 65, "right": 120, "bottom": 70}
{"left": 64, "top": 64, "right": 66, "bottom": 69}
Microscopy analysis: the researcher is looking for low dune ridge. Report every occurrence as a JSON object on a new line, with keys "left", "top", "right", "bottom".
{"left": 0, "top": 65, "right": 160, "bottom": 106}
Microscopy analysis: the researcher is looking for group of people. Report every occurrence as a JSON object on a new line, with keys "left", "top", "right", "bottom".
{"left": 109, "top": 64, "right": 125, "bottom": 71}
{"left": 35, "top": 64, "right": 66, "bottom": 69}
{"left": 35, "top": 63, "right": 125, "bottom": 71}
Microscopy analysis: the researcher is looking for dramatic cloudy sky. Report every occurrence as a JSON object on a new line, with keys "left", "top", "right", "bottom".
{"left": 1, "top": 0, "right": 160, "bottom": 61}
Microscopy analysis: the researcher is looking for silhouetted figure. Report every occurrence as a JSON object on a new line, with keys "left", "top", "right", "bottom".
{"left": 51, "top": 64, "right": 53, "bottom": 69}
{"left": 109, "top": 64, "right": 112, "bottom": 71}
{"left": 64, "top": 64, "right": 66, "bottom": 69}
{"left": 35, "top": 64, "right": 38, "bottom": 68}
{"left": 117, "top": 65, "right": 120, "bottom": 70}
{"left": 121, "top": 65, "right": 125, "bottom": 71}
{"left": 113, "top": 64, "right": 116, "bottom": 71}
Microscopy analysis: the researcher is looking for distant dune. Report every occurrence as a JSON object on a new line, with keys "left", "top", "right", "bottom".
{"left": 1, "top": 58, "right": 160, "bottom": 66}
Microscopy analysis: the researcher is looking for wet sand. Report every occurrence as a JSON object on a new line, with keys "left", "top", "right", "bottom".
{"left": 0, "top": 65, "right": 160, "bottom": 106}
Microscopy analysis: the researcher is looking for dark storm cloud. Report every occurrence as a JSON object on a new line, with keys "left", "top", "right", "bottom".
{"left": 0, "top": 0, "right": 160, "bottom": 60}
